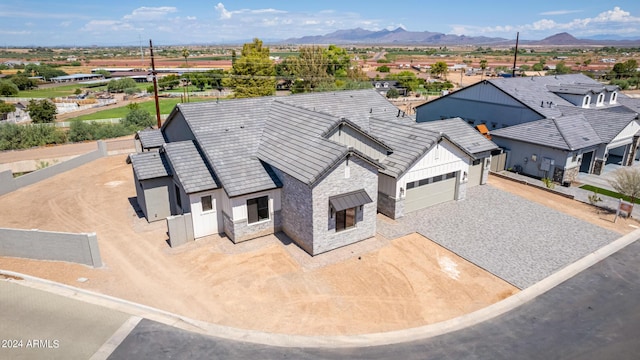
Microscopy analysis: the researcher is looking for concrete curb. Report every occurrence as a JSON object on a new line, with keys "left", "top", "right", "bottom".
{"left": 2, "top": 228, "right": 639, "bottom": 348}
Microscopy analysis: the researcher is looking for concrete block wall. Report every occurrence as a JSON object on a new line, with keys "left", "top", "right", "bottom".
{"left": 0, "top": 228, "right": 102, "bottom": 267}
{"left": 167, "top": 213, "right": 194, "bottom": 247}
{"left": 0, "top": 141, "right": 108, "bottom": 196}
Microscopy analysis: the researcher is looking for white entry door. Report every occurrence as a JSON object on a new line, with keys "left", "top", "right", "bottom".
{"left": 190, "top": 192, "right": 220, "bottom": 238}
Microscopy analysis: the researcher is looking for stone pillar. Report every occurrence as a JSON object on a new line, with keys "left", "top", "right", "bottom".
{"left": 626, "top": 136, "right": 640, "bottom": 166}
{"left": 592, "top": 159, "right": 604, "bottom": 175}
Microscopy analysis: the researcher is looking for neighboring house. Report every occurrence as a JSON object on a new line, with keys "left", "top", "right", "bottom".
{"left": 372, "top": 80, "right": 407, "bottom": 96}
{"left": 0, "top": 102, "right": 31, "bottom": 124}
{"left": 128, "top": 89, "right": 497, "bottom": 255}
{"left": 415, "top": 74, "right": 640, "bottom": 183}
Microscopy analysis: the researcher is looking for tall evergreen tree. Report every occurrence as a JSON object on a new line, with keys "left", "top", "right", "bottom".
{"left": 230, "top": 38, "right": 276, "bottom": 98}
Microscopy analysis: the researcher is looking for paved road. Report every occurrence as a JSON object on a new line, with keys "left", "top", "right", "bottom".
{"left": 0, "top": 281, "right": 130, "bottom": 360}
{"left": 108, "top": 239, "right": 640, "bottom": 359}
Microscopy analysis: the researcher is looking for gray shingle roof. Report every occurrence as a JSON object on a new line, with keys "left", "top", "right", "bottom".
{"left": 368, "top": 117, "right": 441, "bottom": 177}
{"left": 129, "top": 151, "right": 171, "bottom": 180}
{"left": 413, "top": 118, "right": 499, "bottom": 155}
{"left": 135, "top": 129, "right": 165, "bottom": 149}
{"left": 487, "top": 74, "right": 607, "bottom": 119}
{"left": 176, "top": 98, "right": 281, "bottom": 197}
{"left": 490, "top": 115, "right": 602, "bottom": 151}
{"left": 163, "top": 141, "right": 219, "bottom": 194}
{"left": 257, "top": 101, "right": 371, "bottom": 185}
{"left": 557, "top": 105, "right": 639, "bottom": 143}
{"left": 154, "top": 89, "right": 474, "bottom": 196}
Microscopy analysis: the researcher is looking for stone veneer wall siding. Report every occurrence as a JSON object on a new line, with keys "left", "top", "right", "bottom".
{"left": 311, "top": 157, "right": 379, "bottom": 255}
{"left": 270, "top": 168, "right": 314, "bottom": 254}
{"left": 231, "top": 210, "right": 282, "bottom": 243}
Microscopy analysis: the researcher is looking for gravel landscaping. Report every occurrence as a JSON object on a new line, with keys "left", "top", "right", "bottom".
{"left": 377, "top": 185, "right": 620, "bottom": 289}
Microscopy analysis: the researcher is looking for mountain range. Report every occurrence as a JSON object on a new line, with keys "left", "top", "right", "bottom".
{"left": 282, "top": 28, "right": 640, "bottom": 46}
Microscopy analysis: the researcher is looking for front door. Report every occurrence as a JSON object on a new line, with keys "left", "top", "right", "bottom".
{"left": 190, "top": 192, "right": 220, "bottom": 238}
{"left": 580, "top": 152, "right": 593, "bottom": 173}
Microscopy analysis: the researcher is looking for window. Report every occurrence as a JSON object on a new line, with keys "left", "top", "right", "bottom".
{"left": 611, "top": 92, "right": 618, "bottom": 104}
{"left": 201, "top": 195, "right": 213, "bottom": 212}
{"left": 247, "top": 196, "right": 269, "bottom": 224}
{"left": 175, "top": 184, "right": 182, "bottom": 208}
{"left": 582, "top": 95, "right": 591, "bottom": 108}
{"left": 596, "top": 93, "right": 605, "bottom": 106}
{"left": 336, "top": 207, "right": 356, "bottom": 232}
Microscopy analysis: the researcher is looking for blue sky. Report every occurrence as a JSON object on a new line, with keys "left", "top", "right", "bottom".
{"left": 1, "top": 1, "right": 639, "bottom": 46}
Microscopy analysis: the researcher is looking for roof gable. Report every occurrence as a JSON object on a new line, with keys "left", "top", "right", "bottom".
{"left": 491, "top": 115, "right": 602, "bottom": 151}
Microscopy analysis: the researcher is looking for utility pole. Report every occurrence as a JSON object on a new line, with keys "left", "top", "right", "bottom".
{"left": 149, "top": 39, "right": 162, "bottom": 128}
{"left": 512, "top": 32, "right": 519, "bottom": 78}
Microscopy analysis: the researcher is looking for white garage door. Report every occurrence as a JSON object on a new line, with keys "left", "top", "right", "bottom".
{"left": 405, "top": 173, "right": 457, "bottom": 213}
{"left": 467, "top": 162, "right": 483, "bottom": 187}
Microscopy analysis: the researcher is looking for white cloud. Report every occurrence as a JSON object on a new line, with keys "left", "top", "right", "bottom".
{"left": 123, "top": 7, "right": 177, "bottom": 21}
{"left": 0, "top": 30, "right": 31, "bottom": 35}
{"left": 60, "top": 21, "right": 72, "bottom": 28}
{"left": 81, "top": 19, "right": 139, "bottom": 33}
{"left": 215, "top": 3, "right": 232, "bottom": 19}
{"left": 451, "top": 6, "right": 640, "bottom": 38}
{"left": 539, "top": 10, "right": 582, "bottom": 16}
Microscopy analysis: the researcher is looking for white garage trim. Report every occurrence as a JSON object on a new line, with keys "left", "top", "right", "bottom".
{"left": 467, "top": 160, "right": 483, "bottom": 187}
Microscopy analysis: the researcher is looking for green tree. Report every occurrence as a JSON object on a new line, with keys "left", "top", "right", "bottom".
{"left": 94, "top": 69, "right": 112, "bottom": 78}
{"left": 324, "top": 44, "right": 350, "bottom": 77}
{"left": 430, "top": 61, "right": 448, "bottom": 79}
{"left": 27, "top": 99, "right": 57, "bottom": 123}
{"left": 552, "top": 61, "right": 573, "bottom": 75}
{"left": 8, "top": 74, "right": 37, "bottom": 90}
{"left": 386, "top": 88, "right": 400, "bottom": 99}
{"left": 290, "top": 45, "right": 331, "bottom": 93}
{"left": 611, "top": 59, "right": 638, "bottom": 79}
{"left": 377, "top": 65, "right": 390, "bottom": 73}
{"left": 479, "top": 59, "right": 488, "bottom": 80}
{"left": 182, "top": 48, "right": 190, "bottom": 67}
{"left": 386, "top": 71, "right": 423, "bottom": 92}
{"left": 0, "top": 80, "right": 19, "bottom": 96}
{"left": 532, "top": 63, "right": 544, "bottom": 71}
{"left": 158, "top": 74, "right": 180, "bottom": 90}
{"left": 121, "top": 103, "right": 155, "bottom": 130}
{"left": 231, "top": 38, "right": 276, "bottom": 98}
{"left": 0, "top": 100, "right": 16, "bottom": 117}
{"left": 107, "top": 77, "right": 137, "bottom": 93}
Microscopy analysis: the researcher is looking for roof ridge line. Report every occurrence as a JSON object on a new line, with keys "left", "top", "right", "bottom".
{"left": 550, "top": 117, "right": 574, "bottom": 151}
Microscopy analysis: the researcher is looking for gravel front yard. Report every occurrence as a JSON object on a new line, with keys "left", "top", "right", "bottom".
{"left": 377, "top": 184, "right": 621, "bottom": 289}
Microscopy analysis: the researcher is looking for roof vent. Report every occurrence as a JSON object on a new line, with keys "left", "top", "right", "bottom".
{"left": 397, "top": 109, "right": 401, "bottom": 117}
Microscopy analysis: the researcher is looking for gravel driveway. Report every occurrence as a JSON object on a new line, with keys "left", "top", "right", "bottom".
{"left": 377, "top": 185, "right": 620, "bottom": 289}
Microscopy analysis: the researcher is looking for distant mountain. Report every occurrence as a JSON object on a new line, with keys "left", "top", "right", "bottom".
{"left": 530, "top": 32, "right": 587, "bottom": 45}
{"left": 526, "top": 32, "right": 640, "bottom": 46}
{"left": 282, "top": 27, "right": 508, "bottom": 45}
{"left": 280, "top": 28, "right": 640, "bottom": 46}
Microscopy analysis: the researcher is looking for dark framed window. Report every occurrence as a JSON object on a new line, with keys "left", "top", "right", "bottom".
{"left": 336, "top": 207, "right": 356, "bottom": 232}
{"left": 175, "top": 184, "right": 182, "bottom": 208}
{"left": 247, "top": 196, "right": 269, "bottom": 224}
{"left": 201, "top": 195, "right": 213, "bottom": 212}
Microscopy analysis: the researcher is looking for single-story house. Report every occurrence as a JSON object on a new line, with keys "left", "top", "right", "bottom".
{"left": 415, "top": 74, "right": 640, "bottom": 182}
{"left": 129, "top": 89, "right": 498, "bottom": 255}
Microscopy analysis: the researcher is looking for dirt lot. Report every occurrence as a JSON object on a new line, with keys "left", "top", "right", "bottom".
{"left": 0, "top": 154, "right": 519, "bottom": 335}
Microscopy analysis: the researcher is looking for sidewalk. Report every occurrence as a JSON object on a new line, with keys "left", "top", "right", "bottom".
{"left": 491, "top": 170, "right": 640, "bottom": 219}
